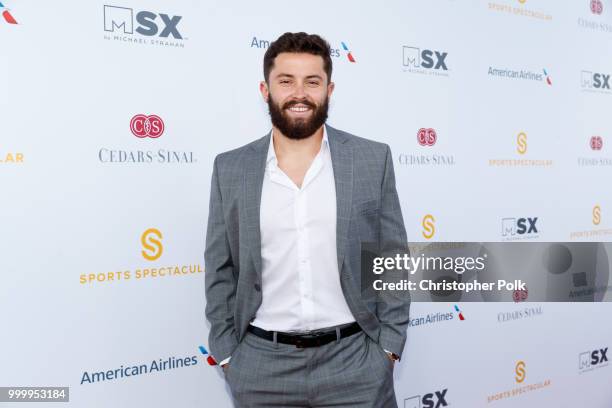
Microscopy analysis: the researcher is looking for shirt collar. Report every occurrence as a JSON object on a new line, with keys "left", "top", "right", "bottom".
{"left": 267, "top": 125, "right": 329, "bottom": 164}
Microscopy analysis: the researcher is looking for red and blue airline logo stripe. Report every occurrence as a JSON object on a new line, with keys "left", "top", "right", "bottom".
{"left": 0, "top": 2, "right": 17, "bottom": 24}
{"left": 341, "top": 42, "right": 356, "bottom": 63}
{"left": 454, "top": 305, "right": 465, "bottom": 321}
{"left": 543, "top": 69, "right": 552, "bottom": 85}
{"left": 198, "top": 345, "right": 218, "bottom": 366}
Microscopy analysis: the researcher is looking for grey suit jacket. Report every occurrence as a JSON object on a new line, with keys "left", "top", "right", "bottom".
{"left": 204, "top": 125, "right": 410, "bottom": 363}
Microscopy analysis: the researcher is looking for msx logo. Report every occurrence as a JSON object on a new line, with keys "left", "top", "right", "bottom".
{"left": 579, "top": 347, "right": 608, "bottom": 370}
{"left": 104, "top": 5, "right": 183, "bottom": 39}
{"left": 502, "top": 217, "right": 538, "bottom": 237}
{"left": 581, "top": 71, "right": 610, "bottom": 90}
{"left": 404, "top": 389, "right": 448, "bottom": 408}
{"left": 402, "top": 47, "right": 448, "bottom": 70}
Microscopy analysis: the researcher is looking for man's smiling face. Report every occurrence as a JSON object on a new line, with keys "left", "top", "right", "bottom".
{"left": 261, "top": 52, "right": 334, "bottom": 140}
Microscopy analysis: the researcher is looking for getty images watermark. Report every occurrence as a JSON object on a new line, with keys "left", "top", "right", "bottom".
{"left": 360, "top": 242, "right": 612, "bottom": 302}
{"left": 371, "top": 252, "right": 525, "bottom": 293}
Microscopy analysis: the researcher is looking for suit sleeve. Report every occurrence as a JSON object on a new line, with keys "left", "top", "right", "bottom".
{"left": 376, "top": 144, "right": 411, "bottom": 359}
{"left": 204, "top": 156, "right": 239, "bottom": 363}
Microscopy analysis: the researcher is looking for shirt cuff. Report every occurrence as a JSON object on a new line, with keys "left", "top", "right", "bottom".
{"left": 219, "top": 356, "right": 231, "bottom": 366}
{"left": 383, "top": 349, "right": 399, "bottom": 361}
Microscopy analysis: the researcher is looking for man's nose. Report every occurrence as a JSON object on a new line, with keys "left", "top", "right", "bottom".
{"left": 291, "top": 82, "right": 307, "bottom": 98}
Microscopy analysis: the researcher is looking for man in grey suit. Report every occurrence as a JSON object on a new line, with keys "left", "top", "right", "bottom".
{"left": 205, "top": 32, "right": 410, "bottom": 407}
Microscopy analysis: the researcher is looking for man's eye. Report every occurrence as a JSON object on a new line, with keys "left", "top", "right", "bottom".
{"left": 280, "top": 80, "right": 291, "bottom": 84}
{"left": 307, "top": 81, "right": 320, "bottom": 86}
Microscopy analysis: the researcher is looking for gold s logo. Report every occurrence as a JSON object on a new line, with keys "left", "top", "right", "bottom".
{"left": 141, "top": 228, "right": 163, "bottom": 261}
{"left": 593, "top": 205, "right": 601, "bottom": 225}
{"left": 422, "top": 214, "right": 435, "bottom": 239}
{"left": 515, "top": 360, "right": 526, "bottom": 383}
{"left": 517, "top": 132, "right": 527, "bottom": 155}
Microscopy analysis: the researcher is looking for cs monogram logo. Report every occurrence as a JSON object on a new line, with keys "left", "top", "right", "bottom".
{"left": 513, "top": 287, "right": 529, "bottom": 302}
{"left": 590, "top": 136, "right": 603, "bottom": 151}
{"left": 141, "top": 228, "right": 163, "bottom": 261}
{"left": 591, "top": 0, "right": 604, "bottom": 14}
{"left": 417, "top": 128, "right": 437, "bottom": 146}
{"left": 130, "top": 114, "right": 165, "bottom": 138}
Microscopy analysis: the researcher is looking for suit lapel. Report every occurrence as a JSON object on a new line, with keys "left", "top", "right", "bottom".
{"left": 244, "top": 133, "right": 270, "bottom": 281}
{"left": 327, "top": 125, "right": 353, "bottom": 274}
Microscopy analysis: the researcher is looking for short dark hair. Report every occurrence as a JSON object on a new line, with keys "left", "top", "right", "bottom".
{"left": 263, "top": 32, "right": 333, "bottom": 83}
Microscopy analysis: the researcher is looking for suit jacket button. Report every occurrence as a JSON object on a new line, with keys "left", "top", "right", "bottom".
{"left": 254, "top": 283, "right": 261, "bottom": 292}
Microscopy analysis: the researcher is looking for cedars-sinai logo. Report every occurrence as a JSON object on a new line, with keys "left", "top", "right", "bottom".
{"left": 130, "top": 114, "right": 165, "bottom": 138}
{"left": 513, "top": 286, "right": 528, "bottom": 302}
{"left": 417, "top": 128, "right": 437, "bottom": 146}
{"left": 399, "top": 128, "right": 454, "bottom": 167}
{"left": 591, "top": 0, "right": 604, "bottom": 15}
{"left": 590, "top": 136, "right": 603, "bottom": 150}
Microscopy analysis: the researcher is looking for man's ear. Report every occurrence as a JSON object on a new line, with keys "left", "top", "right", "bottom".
{"left": 260, "top": 81, "right": 269, "bottom": 102}
{"left": 327, "top": 81, "right": 335, "bottom": 97}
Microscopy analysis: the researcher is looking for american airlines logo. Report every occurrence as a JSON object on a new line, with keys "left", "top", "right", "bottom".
{"left": 0, "top": 1, "right": 17, "bottom": 24}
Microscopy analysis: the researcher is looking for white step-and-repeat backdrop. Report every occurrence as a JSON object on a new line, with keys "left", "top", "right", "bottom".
{"left": 1, "top": 0, "right": 611, "bottom": 407}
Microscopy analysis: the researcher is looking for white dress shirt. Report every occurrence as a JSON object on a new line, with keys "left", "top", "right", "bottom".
{"left": 252, "top": 125, "right": 356, "bottom": 332}
{"left": 219, "top": 126, "right": 357, "bottom": 366}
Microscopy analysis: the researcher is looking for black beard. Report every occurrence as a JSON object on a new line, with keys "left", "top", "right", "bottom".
{"left": 267, "top": 95, "right": 329, "bottom": 140}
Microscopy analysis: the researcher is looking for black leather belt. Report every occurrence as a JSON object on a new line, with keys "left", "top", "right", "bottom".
{"left": 247, "top": 322, "right": 362, "bottom": 348}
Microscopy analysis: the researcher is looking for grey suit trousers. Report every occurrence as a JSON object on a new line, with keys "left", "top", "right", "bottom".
{"left": 223, "top": 326, "right": 398, "bottom": 408}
